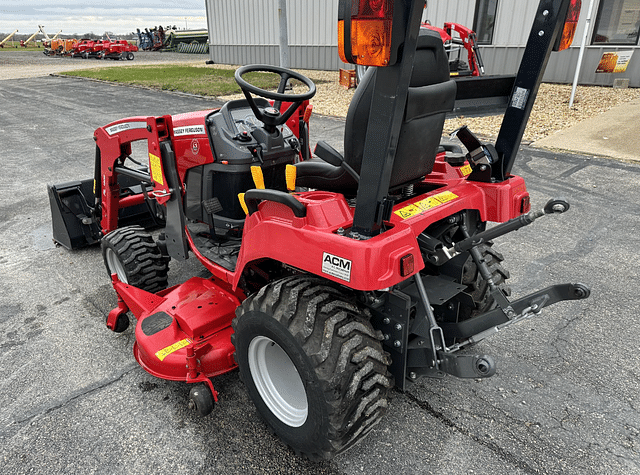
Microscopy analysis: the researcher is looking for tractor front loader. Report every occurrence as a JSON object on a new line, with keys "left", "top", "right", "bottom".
{"left": 48, "top": 0, "right": 589, "bottom": 460}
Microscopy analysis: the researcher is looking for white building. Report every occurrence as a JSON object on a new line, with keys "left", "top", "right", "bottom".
{"left": 205, "top": 0, "right": 640, "bottom": 87}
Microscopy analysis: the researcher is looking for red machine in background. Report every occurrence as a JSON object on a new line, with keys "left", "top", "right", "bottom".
{"left": 102, "top": 40, "right": 138, "bottom": 60}
{"left": 68, "top": 38, "right": 137, "bottom": 60}
{"left": 422, "top": 21, "right": 485, "bottom": 77}
{"left": 69, "top": 39, "right": 95, "bottom": 58}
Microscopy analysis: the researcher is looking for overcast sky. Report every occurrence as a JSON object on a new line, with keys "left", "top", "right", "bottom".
{"left": 1, "top": 1, "right": 208, "bottom": 36}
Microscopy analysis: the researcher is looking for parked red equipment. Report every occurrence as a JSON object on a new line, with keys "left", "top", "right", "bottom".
{"left": 69, "top": 39, "right": 95, "bottom": 58}
{"left": 422, "top": 22, "right": 485, "bottom": 76}
{"left": 48, "top": 0, "right": 586, "bottom": 461}
{"left": 103, "top": 40, "right": 138, "bottom": 60}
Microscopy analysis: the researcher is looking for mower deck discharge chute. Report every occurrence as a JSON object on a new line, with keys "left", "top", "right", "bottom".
{"left": 48, "top": 0, "right": 589, "bottom": 460}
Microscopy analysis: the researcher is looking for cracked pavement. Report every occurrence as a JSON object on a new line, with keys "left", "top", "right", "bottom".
{"left": 1, "top": 76, "right": 639, "bottom": 474}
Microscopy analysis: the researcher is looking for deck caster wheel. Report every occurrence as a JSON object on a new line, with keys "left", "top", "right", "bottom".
{"left": 107, "top": 312, "right": 129, "bottom": 333}
{"left": 188, "top": 384, "right": 214, "bottom": 417}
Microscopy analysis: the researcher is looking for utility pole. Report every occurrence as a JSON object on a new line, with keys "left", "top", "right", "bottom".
{"left": 278, "top": 0, "right": 290, "bottom": 68}
{"left": 569, "top": 0, "right": 596, "bottom": 107}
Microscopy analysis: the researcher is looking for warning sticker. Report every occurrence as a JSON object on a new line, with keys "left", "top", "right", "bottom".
{"left": 433, "top": 190, "right": 458, "bottom": 204}
{"left": 394, "top": 191, "right": 459, "bottom": 220}
{"left": 322, "top": 252, "right": 352, "bottom": 282}
{"left": 459, "top": 164, "right": 473, "bottom": 177}
{"left": 148, "top": 153, "right": 164, "bottom": 186}
{"left": 510, "top": 87, "right": 529, "bottom": 110}
{"left": 173, "top": 125, "right": 206, "bottom": 137}
{"left": 155, "top": 338, "right": 192, "bottom": 361}
{"left": 106, "top": 121, "right": 147, "bottom": 136}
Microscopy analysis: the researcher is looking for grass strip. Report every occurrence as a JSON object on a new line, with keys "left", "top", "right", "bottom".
{"left": 59, "top": 64, "right": 316, "bottom": 97}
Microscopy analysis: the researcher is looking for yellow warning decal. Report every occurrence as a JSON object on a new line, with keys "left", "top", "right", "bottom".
{"left": 155, "top": 338, "right": 191, "bottom": 361}
{"left": 394, "top": 191, "right": 459, "bottom": 220}
{"left": 433, "top": 190, "right": 458, "bottom": 204}
{"left": 460, "top": 164, "right": 473, "bottom": 177}
{"left": 149, "top": 153, "right": 164, "bottom": 186}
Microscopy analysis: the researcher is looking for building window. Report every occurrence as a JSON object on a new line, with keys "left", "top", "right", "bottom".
{"left": 592, "top": 0, "right": 640, "bottom": 45}
{"left": 473, "top": 0, "right": 499, "bottom": 44}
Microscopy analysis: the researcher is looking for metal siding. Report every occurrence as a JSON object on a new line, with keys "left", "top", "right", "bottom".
{"left": 477, "top": 45, "right": 525, "bottom": 75}
{"left": 544, "top": 46, "right": 640, "bottom": 86}
{"left": 205, "top": 0, "right": 639, "bottom": 81}
{"left": 492, "top": 1, "right": 538, "bottom": 45}
{"left": 424, "top": 0, "right": 475, "bottom": 28}
{"left": 206, "top": 0, "right": 339, "bottom": 69}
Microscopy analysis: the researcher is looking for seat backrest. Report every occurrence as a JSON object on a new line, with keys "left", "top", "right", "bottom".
{"left": 343, "top": 28, "right": 457, "bottom": 189}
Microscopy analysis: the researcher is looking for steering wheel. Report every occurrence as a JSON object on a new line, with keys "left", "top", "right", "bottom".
{"left": 235, "top": 64, "right": 316, "bottom": 132}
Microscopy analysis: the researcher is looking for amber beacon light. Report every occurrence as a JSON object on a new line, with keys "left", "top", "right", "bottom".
{"left": 338, "top": 0, "right": 405, "bottom": 67}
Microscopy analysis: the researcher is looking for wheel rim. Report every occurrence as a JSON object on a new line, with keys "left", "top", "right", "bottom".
{"left": 248, "top": 336, "right": 308, "bottom": 427}
{"left": 104, "top": 247, "right": 129, "bottom": 284}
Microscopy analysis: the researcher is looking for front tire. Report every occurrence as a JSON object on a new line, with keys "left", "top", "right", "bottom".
{"left": 101, "top": 225, "right": 169, "bottom": 293}
{"left": 232, "top": 276, "right": 393, "bottom": 460}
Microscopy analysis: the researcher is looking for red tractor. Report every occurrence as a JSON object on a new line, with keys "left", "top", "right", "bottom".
{"left": 48, "top": 0, "right": 587, "bottom": 460}
{"left": 422, "top": 22, "right": 485, "bottom": 77}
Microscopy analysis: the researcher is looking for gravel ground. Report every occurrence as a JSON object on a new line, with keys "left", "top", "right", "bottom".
{"left": 285, "top": 71, "right": 640, "bottom": 143}
{"left": 3, "top": 49, "right": 640, "bottom": 142}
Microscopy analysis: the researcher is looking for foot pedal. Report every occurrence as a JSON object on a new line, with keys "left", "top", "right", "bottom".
{"left": 203, "top": 198, "right": 223, "bottom": 215}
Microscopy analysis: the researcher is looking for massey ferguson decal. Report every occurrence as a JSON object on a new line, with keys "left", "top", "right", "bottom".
{"left": 106, "top": 121, "right": 147, "bottom": 135}
{"left": 322, "top": 252, "right": 352, "bottom": 282}
{"left": 173, "top": 125, "right": 206, "bottom": 137}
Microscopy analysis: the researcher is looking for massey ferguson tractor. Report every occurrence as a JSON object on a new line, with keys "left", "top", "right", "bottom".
{"left": 48, "top": 0, "right": 588, "bottom": 460}
{"left": 423, "top": 21, "right": 485, "bottom": 76}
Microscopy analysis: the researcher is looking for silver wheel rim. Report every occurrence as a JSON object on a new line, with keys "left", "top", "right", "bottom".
{"left": 248, "top": 336, "right": 308, "bottom": 427}
{"left": 104, "top": 247, "right": 128, "bottom": 284}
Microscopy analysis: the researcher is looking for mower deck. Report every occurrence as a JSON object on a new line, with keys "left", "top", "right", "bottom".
{"left": 109, "top": 276, "right": 241, "bottom": 397}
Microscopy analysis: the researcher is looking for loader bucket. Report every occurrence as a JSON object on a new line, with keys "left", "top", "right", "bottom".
{"left": 48, "top": 175, "right": 163, "bottom": 250}
{"left": 47, "top": 178, "right": 101, "bottom": 250}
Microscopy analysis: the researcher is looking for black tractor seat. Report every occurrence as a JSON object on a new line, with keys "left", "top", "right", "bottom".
{"left": 294, "top": 28, "right": 457, "bottom": 195}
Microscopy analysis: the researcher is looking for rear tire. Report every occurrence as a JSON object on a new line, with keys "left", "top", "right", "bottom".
{"left": 232, "top": 276, "right": 393, "bottom": 460}
{"left": 101, "top": 225, "right": 169, "bottom": 293}
{"left": 463, "top": 242, "right": 511, "bottom": 317}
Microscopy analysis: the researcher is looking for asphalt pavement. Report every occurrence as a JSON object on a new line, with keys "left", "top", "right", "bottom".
{"left": 1, "top": 75, "right": 639, "bottom": 475}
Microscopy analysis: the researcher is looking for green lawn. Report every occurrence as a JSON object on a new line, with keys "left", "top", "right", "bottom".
{"left": 59, "top": 65, "right": 312, "bottom": 97}
{"left": 0, "top": 45, "right": 43, "bottom": 51}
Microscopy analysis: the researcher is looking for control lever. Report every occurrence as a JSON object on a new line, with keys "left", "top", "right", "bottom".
{"left": 451, "top": 125, "right": 499, "bottom": 167}
{"left": 314, "top": 141, "right": 360, "bottom": 182}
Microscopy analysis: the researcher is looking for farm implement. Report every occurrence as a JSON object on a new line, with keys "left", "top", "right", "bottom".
{"left": 48, "top": 0, "right": 588, "bottom": 460}
{"left": 47, "top": 37, "right": 138, "bottom": 60}
{"left": 423, "top": 21, "right": 485, "bottom": 77}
